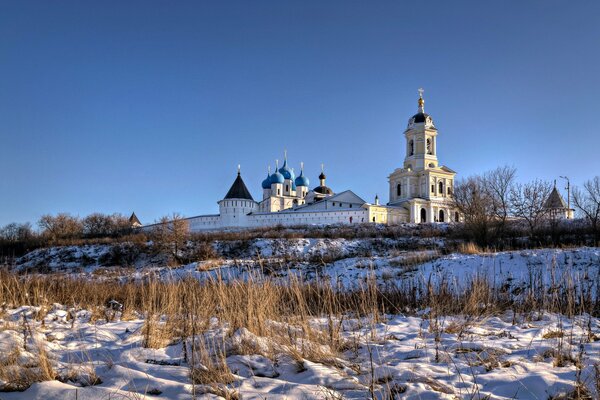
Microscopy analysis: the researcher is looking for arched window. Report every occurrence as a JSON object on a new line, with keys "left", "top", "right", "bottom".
{"left": 426, "top": 138, "right": 432, "bottom": 154}
{"left": 397, "top": 184, "right": 402, "bottom": 197}
{"left": 438, "top": 181, "right": 444, "bottom": 194}
{"left": 420, "top": 208, "right": 427, "bottom": 223}
{"left": 439, "top": 209, "right": 445, "bottom": 223}
{"left": 455, "top": 212, "right": 459, "bottom": 222}
{"left": 409, "top": 140, "right": 414, "bottom": 156}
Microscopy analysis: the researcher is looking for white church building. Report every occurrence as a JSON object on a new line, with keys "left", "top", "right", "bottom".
{"left": 145, "top": 91, "right": 459, "bottom": 232}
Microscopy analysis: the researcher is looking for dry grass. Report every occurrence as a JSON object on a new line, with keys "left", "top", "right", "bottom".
{"left": 1, "top": 254, "right": 600, "bottom": 394}
{"left": 457, "top": 242, "right": 485, "bottom": 255}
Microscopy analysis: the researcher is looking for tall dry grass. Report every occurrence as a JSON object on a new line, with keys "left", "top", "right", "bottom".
{"left": 1, "top": 261, "right": 600, "bottom": 395}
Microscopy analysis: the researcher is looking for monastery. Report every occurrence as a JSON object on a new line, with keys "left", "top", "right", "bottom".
{"left": 137, "top": 90, "right": 462, "bottom": 232}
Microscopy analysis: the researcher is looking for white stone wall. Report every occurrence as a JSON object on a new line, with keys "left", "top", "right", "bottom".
{"left": 187, "top": 215, "right": 221, "bottom": 231}
{"left": 248, "top": 209, "right": 369, "bottom": 227}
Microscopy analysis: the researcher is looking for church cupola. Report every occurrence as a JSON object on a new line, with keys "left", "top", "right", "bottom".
{"left": 403, "top": 88, "right": 439, "bottom": 171}
{"left": 295, "top": 162, "right": 310, "bottom": 187}
{"left": 313, "top": 164, "right": 334, "bottom": 196}
{"left": 408, "top": 88, "right": 435, "bottom": 128}
{"left": 261, "top": 166, "right": 272, "bottom": 189}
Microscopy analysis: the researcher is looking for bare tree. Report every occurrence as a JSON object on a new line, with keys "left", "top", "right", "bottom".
{"left": 151, "top": 213, "right": 190, "bottom": 263}
{"left": 509, "top": 179, "right": 552, "bottom": 239}
{"left": 572, "top": 176, "right": 600, "bottom": 243}
{"left": 83, "top": 213, "right": 131, "bottom": 237}
{"left": 483, "top": 165, "right": 517, "bottom": 233}
{"left": 0, "top": 222, "right": 34, "bottom": 242}
{"left": 83, "top": 213, "right": 113, "bottom": 237}
{"left": 452, "top": 176, "right": 495, "bottom": 245}
{"left": 38, "top": 213, "right": 83, "bottom": 242}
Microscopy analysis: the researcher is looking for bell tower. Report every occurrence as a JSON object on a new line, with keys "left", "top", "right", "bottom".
{"left": 403, "top": 88, "right": 439, "bottom": 171}
{"left": 388, "top": 89, "right": 457, "bottom": 224}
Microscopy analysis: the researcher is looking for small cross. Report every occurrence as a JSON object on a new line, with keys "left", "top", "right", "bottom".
{"left": 418, "top": 88, "right": 424, "bottom": 98}
{"left": 321, "top": 163, "right": 324, "bottom": 172}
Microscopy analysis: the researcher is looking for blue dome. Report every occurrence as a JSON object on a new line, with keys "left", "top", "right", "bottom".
{"left": 261, "top": 173, "right": 271, "bottom": 189}
{"left": 279, "top": 159, "right": 294, "bottom": 180}
{"left": 295, "top": 172, "right": 310, "bottom": 187}
{"left": 271, "top": 171, "right": 284, "bottom": 184}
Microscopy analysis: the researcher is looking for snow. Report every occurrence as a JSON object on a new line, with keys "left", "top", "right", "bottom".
{"left": 5, "top": 245, "right": 600, "bottom": 398}
{"left": 1, "top": 306, "right": 599, "bottom": 399}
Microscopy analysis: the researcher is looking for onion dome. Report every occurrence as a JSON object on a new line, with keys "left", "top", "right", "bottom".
{"left": 271, "top": 170, "right": 284, "bottom": 184}
{"left": 318, "top": 171, "right": 326, "bottom": 180}
{"left": 278, "top": 158, "right": 294, "bottom": 180}
{"left": 261, "top": 172, "right": 272, "bottom": 189}
{"left": 295, "top": 172, "right": 310, "bottom": 187}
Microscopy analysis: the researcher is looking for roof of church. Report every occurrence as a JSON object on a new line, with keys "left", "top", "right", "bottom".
{"left": 313, "top": 185, "right": 334, "bottom": 195}
{"left": 544, "top": 187, "right": 568, "bottom": 209}
{"left": 411, "top": 112, "right": 430, "bottom": 123}
{"left": 129, "top": 212, "right": 141, "bottom": 225}
{"left": 224, "top": 172, "right": 254, "bottom": 201}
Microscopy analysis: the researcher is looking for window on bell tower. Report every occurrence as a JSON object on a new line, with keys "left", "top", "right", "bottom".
{"left": 409, "top": 140, "right": 414, "bottom": 156}
{"left": 397, "top": 184, "right": 401, "bottom": 197}
{"left": 426, "top": 138, "right": 432, "bottom": 155}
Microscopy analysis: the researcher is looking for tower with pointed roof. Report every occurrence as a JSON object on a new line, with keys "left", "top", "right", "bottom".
{"left": 388, "top": 89, "right": 458, "bottom": 223}
{"left": 129, "top": 212, "right": 142, "bottom": 228}
{"left": 544, "top": 182, "right": 574, "bottom": 219}
{"left": 218, "top": 166, "right": 258, "bottom": 227}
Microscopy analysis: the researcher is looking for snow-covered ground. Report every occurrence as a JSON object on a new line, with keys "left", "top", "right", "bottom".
{"left": 1, "top": 305, "right": 599, "bottom": 399}
{"left": 4, "top": 245, "right": 600, "bottom": 398}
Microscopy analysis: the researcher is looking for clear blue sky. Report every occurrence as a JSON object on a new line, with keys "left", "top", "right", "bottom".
{"left": 1, "top": 1, "right": 599, "bottom": 226}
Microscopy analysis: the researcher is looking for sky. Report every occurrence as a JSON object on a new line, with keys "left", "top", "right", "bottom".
{"left": 1, "top": 1, "right": 599, "bottom": 226}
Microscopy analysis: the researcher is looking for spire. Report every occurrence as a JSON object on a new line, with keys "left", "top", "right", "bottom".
{"left": 300, "top": 161, "right": 304, "bottom": 174}
{"left": 224, "top": 171, "right": 254, "bottom": 200}
{"left": 417, "top": 88, "right": 425, "bottom": 113}
{"left": 275, "top": 159, "right": 279, "bottom": 169}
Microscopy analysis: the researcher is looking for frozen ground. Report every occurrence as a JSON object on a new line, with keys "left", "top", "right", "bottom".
{"left": 1, "top": 305, "right": 599, "bottom": 399}
{"left": 13, "top": 241, "right": 600, "bottom": 295}
{"left": 5, "top": 246, "right": 600, "bottom": 398}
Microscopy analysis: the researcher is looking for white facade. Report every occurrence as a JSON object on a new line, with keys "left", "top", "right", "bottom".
{"left": 387, "top": 91, "right": 459, "bottom": 223}
{"left": 141, "top": 91, "right": 458, "bottom": 232}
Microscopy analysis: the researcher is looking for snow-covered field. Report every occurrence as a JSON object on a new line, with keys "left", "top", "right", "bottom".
{"left": 3, "top": 244, "right": 600, "bottom": 398}
{"left": 1, "top": 305, "right": 599, "bottom": 399}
